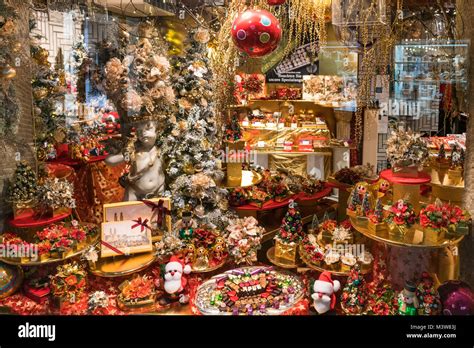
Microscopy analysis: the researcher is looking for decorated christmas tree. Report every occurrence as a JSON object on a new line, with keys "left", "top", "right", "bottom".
{"left": 274, "top": 200, "right": 304, "bottom": 244}
{"left": 224, "top": 112, "right": 243, "bottom": 142}
{"left": 372, "top": 199, "right": 384, "bottom": 223}
{"left": 361, "top": 192, "right": 371, "bottom": 216}
{"left": 348, "top": 191, "right": 361, "bottom": 210}
{"left": 341, "top": 264, "right": 368, "bottom": 314}
{"left": 8, "top": 161, "right": 38, "bottom": 203}
{"left": 366, "top": 248, "right": 398, "bottom": 315}
{"left": 416, "top": 272, "right": 442, "bottom": 315}
{"left": 437, "top": 144, "right": 446, "bottom": 162}
{"left": 30, "top": 17, "right": 66, "bottom": 160}
{"left": 161, "top": 28, "right": 234, "bottom": 230}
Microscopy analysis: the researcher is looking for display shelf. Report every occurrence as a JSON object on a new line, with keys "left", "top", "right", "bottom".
{"left": 349, "top": 216, "right": 464, "bottom": 249}
{"left": 88, "top": 251, "right": 156, "bottom": 277}
{"left": 0, "top": 235, "right": 100, "bottom": 267}
{"left": 229, "top": 99, "right": 354, "bottom": 109}
{"left": 379, "top": 169, "right": 431, "bottom": 185}
{"left": 8, "top": 210, "right": 72, "bottom": 229}
{"left": 266, "top": 246, "right": 302, "bottom": 269}
{"left": 235, "top": 187, "right": 331, "bottom": 212}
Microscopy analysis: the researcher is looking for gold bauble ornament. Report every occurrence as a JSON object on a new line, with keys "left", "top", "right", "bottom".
{"left": 33, "top": 87, "right": 48, "bottom": 100}
{"left": 0, "top": 65, "right": 16, "bottom": 79}
{"left": 183, "top": 162, "right": 195, "bottom": 175}
{"left": 12, "top": 41, "right": 22, "bottom": 53}
{"left": 36, "top": 147, "right": 47, "bottom": 162}
{"left": 194, "top": 204, "right": 205, "bottom": 217}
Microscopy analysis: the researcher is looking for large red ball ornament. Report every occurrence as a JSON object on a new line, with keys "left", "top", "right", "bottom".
{"left": 267, "top": 0, "right": 286, "bottom": 5}
{"left": 231, "top": 9, "right": 282, "bottom": 58}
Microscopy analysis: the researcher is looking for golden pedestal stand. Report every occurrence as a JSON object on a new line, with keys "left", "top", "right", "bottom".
{"left": 349, "top": 216, "right": 464, "bottom": 285}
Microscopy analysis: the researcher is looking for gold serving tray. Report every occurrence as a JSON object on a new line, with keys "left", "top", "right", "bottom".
{"left": 299, "top": 245, "right": 371, "bottom": 276}
{"left": 89, "top": 251, "right": 156, "bottom": 277}
{"left": 220, "top": 170, "right": 263, "bottom": 188}
{"left": 0, "top": 235, "right": 100, "bottom": 267}
{"left": 349, "top": 216, "right": 464, "bottom": 249}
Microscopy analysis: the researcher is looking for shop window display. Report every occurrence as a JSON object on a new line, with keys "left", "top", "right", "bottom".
{"left": 0, "top": 0, "right": 473, "bottom": 336}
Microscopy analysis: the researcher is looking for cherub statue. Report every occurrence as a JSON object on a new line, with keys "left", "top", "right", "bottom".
{"left": 105, "top": 119, "right": 165, "bottom": 201}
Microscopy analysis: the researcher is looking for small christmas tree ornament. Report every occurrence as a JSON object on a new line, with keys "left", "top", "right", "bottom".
{"left": 416, "top": 272, "right": 441, "bottom": 315}
{"left": 341, "top": 264, "right": 368, "bottom": 314}
{"left": 398, "top": 280, "right": 419, "bottom": 315}
{"left": 274, "top": 200, "right": 304, "bottom": 263}
{"left": 8, "top": 161, "right": 38, "bottom": 219}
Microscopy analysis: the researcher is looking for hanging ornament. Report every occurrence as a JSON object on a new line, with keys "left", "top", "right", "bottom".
{"left": 231, "top": 9, "right": 282, "bottom": 58}
{"left": 0, "top": 65, "right": 16, "bottom": 79}
{"left": 183, "top": 162, "right": 195, "bottom": 175}
{"left": 194, "top": 204, "right": 205, "bottom": 217}
{"left": 267, "top": 0, "right": 286, "bottom": 5}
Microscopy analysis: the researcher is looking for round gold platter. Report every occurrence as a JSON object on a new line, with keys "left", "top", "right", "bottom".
{"left": 88, "top": 251, "right": 156, "bottom": 277}
{"left": 220, "top": 170, "right": 263, "bottom": 188}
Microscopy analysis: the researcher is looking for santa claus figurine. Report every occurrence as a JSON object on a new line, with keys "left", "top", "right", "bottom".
{"left": 163, "top": 256, "right": 192, "bottom": 304}
{"left": 311, "top": 272, "right": 341, "bottom": 314}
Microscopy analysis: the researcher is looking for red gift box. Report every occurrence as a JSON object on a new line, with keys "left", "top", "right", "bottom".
{"left": 23, "top": 284, "right": 51, "bottom": 304}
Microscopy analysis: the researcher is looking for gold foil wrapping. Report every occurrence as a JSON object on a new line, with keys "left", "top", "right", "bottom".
{"left": 274, "top": 240, "right": 298, "bottom": 263}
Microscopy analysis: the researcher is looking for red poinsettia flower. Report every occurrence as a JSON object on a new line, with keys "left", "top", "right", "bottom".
{"left": 65, "top": 275, "right": 77, "bottom": 286}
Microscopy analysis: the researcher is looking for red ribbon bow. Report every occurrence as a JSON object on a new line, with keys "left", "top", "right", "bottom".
{"left": 142, "top": 199, "right": 170, "bottom": 226}
{"left": 131, "top": 217, "right": 150, "bottom": 232}
{"left": 101, "top": 240, "right": 124, "bottom": 255}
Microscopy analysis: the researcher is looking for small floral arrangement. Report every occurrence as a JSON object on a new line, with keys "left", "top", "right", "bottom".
{"left": 228, "top": 187, "right": 248, "bottom": 207}
{"left": 352, "top": 163, "right": 376, "bottom": 179}
{"left": 301, "top": 234, "right": 325, "bottom": 263}
{"left": 334, "top": 167, "right": 362, "bottom": 185}
{"left": 384, "top": 199, "right": 417, "bottom": 227}
{"left": 386, "top": 128, "right": 429, "bottom": 168}
{"left": 247, "top": 185, "right": 271, "bottom": 207}
{"left": 225, "top": 216, "right": 264, "bottom": 265}
{"left": 241, "top": 74, "right": 264, "bottom": 95}
{"left": 88, "top": 291, "right": 110, "bottom": 313}
{"left": 320, "top": 219, "right": 338, "bottom": 234}
{"left": 119, "top": 275, "right": 155, "bottom": 301}
{"left": 419, "top": 199, "right": 451, "bottom": 230}
{"left": 37, "top": 178, "right": 76, "bottom": 210}
{"left": 332, "top": 226, "right": 352, "bottom": 243}
{"left": 300, "top": 177, "right": 325, "bottom": 195}
{"left": 50, "top": 262, "right": 87, "bottom": 301}
{"left": 192, "top": 228, "right": 219, "bottom": 249}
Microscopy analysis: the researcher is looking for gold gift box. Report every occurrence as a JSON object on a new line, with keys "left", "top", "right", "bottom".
{"left": 424, "top": 227, "right": 446, "bottom": 244}
{"left": 368, "top": 220, "right": 387, "bottom": 235}
{"left": 227, "top": 162, "right": 243, "bottom": 187}
{"left": 274, "top": 239, "right": 298, "bottom": 263}
{"left": 447, "top": 168, "right": 463, "bottom": 186}
{"left": 12, "top": 200, "right": 36, "bottom": 219}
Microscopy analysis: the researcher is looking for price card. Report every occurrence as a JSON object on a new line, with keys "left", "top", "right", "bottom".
{"left": 242, "top": 120, "right": 249, "bottom": 127}
{"left": 290, "top": 123, "right": 298, "bottom": 129}
{"left": 257, "top": 141, "right": 266, "bottom": 148}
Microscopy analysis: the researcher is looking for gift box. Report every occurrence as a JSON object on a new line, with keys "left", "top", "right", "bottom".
{"left": 447, "top": 168, "right": 463, "bottom": 186}
{"left": 274, "top": 239, "right": 298, "bottom": 263}
{"left": 424, "top": 227, "right": 446, "bottom": 244}
{"left": 298, "top": 139, "right": 313, "bottom": 152}
{"left": 12, "top": 200, "right": 36, "bottom": 220}
{"left": 23, "top": 283, "right": 51, "bottom": 304}
{"left": 368, "top": 220, "right": 387, "bottom": 235}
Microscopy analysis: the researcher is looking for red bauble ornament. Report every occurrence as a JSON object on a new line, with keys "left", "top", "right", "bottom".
{"left": 231, "top": 9, "right": 282, "bottom": 58}
{"left": 267, "top": 0, "right": 286, "bottom": 5}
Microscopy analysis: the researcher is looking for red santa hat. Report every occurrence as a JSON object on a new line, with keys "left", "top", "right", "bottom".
{"left": 313, "top": 271, "right": 340, "bottom": 294}
{"left": 168, "top": 255, "right": 191, "bottom": 275}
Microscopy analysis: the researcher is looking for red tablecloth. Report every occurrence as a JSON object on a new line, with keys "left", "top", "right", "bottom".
{"left": 380, "top": 169, "right": 431, "bottom": 185}
{"left": 8, "top": 211, "right": 72, "bottom": 229}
